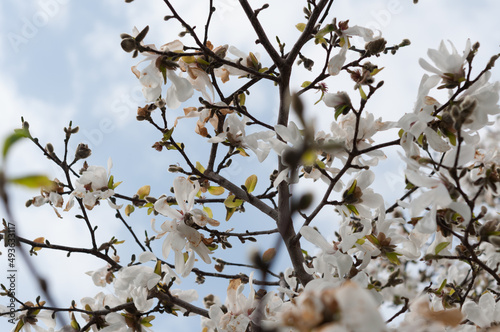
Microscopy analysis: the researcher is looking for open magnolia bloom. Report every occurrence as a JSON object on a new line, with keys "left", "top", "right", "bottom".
{"left": 208, "top": 113, "right": 274, "bottom": 162}
{"left": 132, "top": 39, "right": 194, "bottom": 108}
{"left": 152, "top": 177, "right": 219, "bottom": 275}
{"left": 328, "top": 21, "right": 378, "bottom": 76}
{"left": 419, "top": 39, "right": 470, "bottom": 89}
{"left": 65, "top": 158, "right": 122, "bottom": 211}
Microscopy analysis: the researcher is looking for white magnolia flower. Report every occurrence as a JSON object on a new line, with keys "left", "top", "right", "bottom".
{"left": 462, "top": 292, "right": 500, "bottom": 329}
{"left": 338, "top": 170, "right": 384, "bottom": 220}
{"left": 131, "top": 40, "right": 194, "bottom": 108}
{"left": 208, "top": 113, "right": 273, "bottom": 162}
{"left": 153, "top": 177, "right": 219, "bottom": 275}
{"left": 419, "top": 39, "right": 471, "bottom": 88}
{"left": 206, "top": 272, "right": 281, "bottom": 332}
{"left": 328, "top": 23, "right": 377, "bottom": 76}
{"left": 458, "top": 71, "right": 500, "bottom": 131}
{"left": 65, "top": 158, "right": 122, "bottom": 211}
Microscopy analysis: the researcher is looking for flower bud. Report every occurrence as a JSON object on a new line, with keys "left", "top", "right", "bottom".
{"left": 120, "top": 38, "right": 136, "bottom": 53}
{"left": 75, "top": 143, "right": 92, "bottom": 161}
{"left": 365, "top": 38, "right": 387, "bottom": 56}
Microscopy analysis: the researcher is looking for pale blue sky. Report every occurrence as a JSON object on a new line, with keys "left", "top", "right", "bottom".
{"left": 1, "top": 0, "right": 500, "bottom": 330}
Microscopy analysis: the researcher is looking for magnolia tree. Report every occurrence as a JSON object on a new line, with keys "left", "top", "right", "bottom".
{"left": 2, "top": 0, "right": 500, "bottom": 331}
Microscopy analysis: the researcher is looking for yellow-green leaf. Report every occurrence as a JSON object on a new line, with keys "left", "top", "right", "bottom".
{"left": 125, "top": 204, "right": 135, "bottom": 216}
{"left": 33, "top": 237, "right": 44, "bottom": 251}
{"left": 385, "top": 252, "right": 401, "bottom": 265}
{"left": 245, "top": 175, "right": 258, "bottom": 193}
{"left": 203, "top": 206, "right": 213, "bottom": 218}
{"left": 14, "top": 320, "right": 25, "bottom": 332}
{"left": 208, "top": 186, "right": 225, "bottom": 196}
{"left": 371, "top": 67, "right": 384, "bottom": 76}
{"left": 301, "top": 81, "right": 312, "bottom": 88}
{"left": 239, "top": 93, "right": 246, "bottom": 106}
{"left": 347, "top": 180, "right": 357, "bottom": 195}
{"left": 154, "top": 260, "right": 162, "bottom": 275}
{"left": 434, "top": 242, "right": 450, "bottom": 255}
{"left": 366, "top": 234, "right": 380, "bottom": 246}
{"left": 137, "top": 185, "right": 151, "bottom": 199}
{"left": 236, "top": 147, "right": 249, "bottom": 157}
{"left": 295, "top": 23, "right": 306, "bottom": 32}
{"left": 3, "top": 130, "right": 29, "bottom": 159}
{"left": 141, "top": 315, "right": 155, "bottom": 327}
{"left": 225, "top": 206, "right": 236, "bottom": 221}
{"left": 9, "top": 175, "right": 53, "bottom": 189}
{"left": 346, "top": 204, "right": 359, "bottom": 216}
{"left": 196, "top": 162, "right": 206, "bottom": 174}
{"left": 224, "top": 195, "right": 243, "bottom": 208}
{"left": 437, "top": 278, "right": 447, "bottom": 292}
{"left": 359, "top": 86, "right": 367, "bottom": 100}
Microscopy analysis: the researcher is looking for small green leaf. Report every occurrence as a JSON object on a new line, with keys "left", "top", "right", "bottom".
{"left": 434, "top": 242, "right": 450, "bottom": 255}
{"left": 196, "top": 162, "right": 206, "bottom": 174}
{"left": 137, "top": 185, "right": 151, "bottom": 199}
{"left": 346, "top": 204, "right": 359, "bottom": 216}
{"left": 203, "top": 206, "right": 213, "bottom": 218}
{"left": 9, "top": 175, "right": 53, "bottom": 189}
{"left": 358, "top": 86, "right": 367, "bottom": 100}
{"left": 347, "top": 180, "right": 357, "bottom": 195}
{"left": 163, "top": 128, "right": 174, "bottom": 141}
{"left": 245, "top": 175, "right": 258, "bottom": 193}
{"left": 301, "top": 81, "right": 312, "bottom": 88}
{"left": 334, "top": 104, "right": 348, "bottom": 120}
{"left": 3, "top": 128, "right": 31, "bottom": 158}
{"left": 437, "top": 278, "right": 447, "bottom": 293}
{"left": 154, "top": 260, "right": 162, "bottom": 275}
{"left": 208, "top": 186, "right": 225, "bottom": 196}
{"left": 371, "top": 67, "right": 384, "bottom": 76}
{"left": 225, "top": 206, "right": 236, "bottom": 221}
{"left": 295, "top": 23, "right": 306, "bottom": 32}
{"left": 224, "top": 195, "right": 243, "bottom": 208}
{"left": 366, "top": 234, "right": 380, "bottom": 246}
{"left": 385, "top": 252, "right": 401, "bottom": 265}
{"left": 141, "top": 315, "right": 155, "bottom": 327}
{"left": 125, "top": 205, "right": 135, "bottom": 216}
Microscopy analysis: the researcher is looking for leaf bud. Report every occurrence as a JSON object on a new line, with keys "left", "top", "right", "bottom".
{"left": 487, "top": 54, "right": 500, "bottom": 70}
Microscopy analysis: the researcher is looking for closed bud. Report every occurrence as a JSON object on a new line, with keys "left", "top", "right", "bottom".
{"left": 365, "top": 38, "right": 387, "bottom": 56}
{"left": 75, "top": 143, "right": 92, "bottom": 160}
{"left": 487, "top": 54, "right": 500, "bottom": 70}
{"left": 121, "top": 38, "right": 136, "bottom": 53}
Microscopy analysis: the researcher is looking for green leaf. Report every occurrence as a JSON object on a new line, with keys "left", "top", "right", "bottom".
{"left": 385, "top": 252, "right": 401, "bottom": 265}
{"left": 371, "top": 67, "right": 384, "bottom": 76}
{"left": 225, "top": 206, "right": 236, "bottom": 221}
{"left": 347, "top": 180, "right": 357, "bottom": 195}
{"left": 163, "top": 128, "right": 174, "bottom": 141}
{"left": 224, "top": 195, "right": 243, "bottom": 208}
{"left": 9, "top": 175, "right": 53, "bottom": 189}
{"left": 434, "top": 242, "right": 450, "bottom": 255}
{"left": 334, "top": 104, "right": 348, "bottom": 120}
{"left": 196, "top": 162, "right": 206, "bottom": 174}
{"left": 154, "top": 260, "right": 162, "bottom": 275}
{"left": 141, "top": 315, "right": 155, "bottom": 327}
{"left": 346, "top": 204, "right": 359, "bottom": 216}
{"left": 366, "top": 234, "right": 380, "bottom": 246}
{"left": 203, "top": 206, "right": 213, "bottom": 218}
{"left": 3, "top": 128, "right": 30, "bottom": 158}
{"left": 437, "top": 278, "right": 447, "bottom": 293}
{"left": 301, "top": 81, "right": 312, "bottom": 88}
{"left": 245, "top": 175, "right": 258, "bottom": 193}
{"left": 208, "top": 186, "right": 225, "bottom": 196}
{"left": 125, "top": 205, "right": 135, "bottom": 216}
{"left": 358, "top": 86, "right": 367, "bottom": 100}
{"left": 295, "top": 23, "right": 306, "bottom": 32}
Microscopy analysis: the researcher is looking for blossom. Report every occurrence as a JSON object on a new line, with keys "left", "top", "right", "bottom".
{"left": 131, "top": 39, "right": 194, "bottom": 108}
{"left": 207, "top": 113, "right": 274, "bottom": 162}
{"left": 280, "top": 279, "right": 385, "bottom": 332}
{"left": 65, "top": 158, "right": 122, "bottom": 211}
{"left": 328, "top": 22, "right": 377, "bottom": 76}
{"left": 153, "top": 177, "right": 219, "bottom": 275}
{"left": 206, "top": 273, "right": 282, "bottom": 332}
{"left": 462, "top": 292, "right": 500, "bottom": 329}
{"left": 338, "top": 170, "right": 384, "bottom": 219}
{"left": 419, "top": 39, "right": 471, "bottom": 89}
